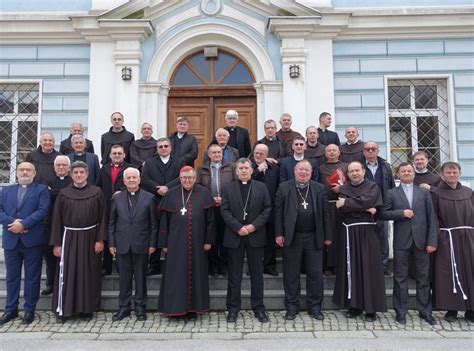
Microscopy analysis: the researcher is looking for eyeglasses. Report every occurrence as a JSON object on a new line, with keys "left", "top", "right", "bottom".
{"left": 180, "top": 176, "right": 195, "bottom": 181}
{"left": 158, "top": 145, "right": 170, "bottom": 149}
{"left": 293, "top": 143, "right": 305, "bottom": 146}
{"left": 364, "top": 148, "right": 377, "bottom": 152}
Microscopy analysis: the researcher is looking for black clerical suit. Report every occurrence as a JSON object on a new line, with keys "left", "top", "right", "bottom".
{"left": 379, "top": 184, "right": 438, "bottom": 318}
{"left": 275, "top": 180, "right": 333, "bottom": 314}
{"left": 220, "top": 180, "right": 271, "bottom": 314}
{"left": 108, "top": 189, "right": 158, "bottom": 311}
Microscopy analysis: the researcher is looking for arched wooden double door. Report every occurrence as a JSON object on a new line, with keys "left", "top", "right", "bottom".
{"left": 168, "top": 49, "right": 257, "bottom": 166}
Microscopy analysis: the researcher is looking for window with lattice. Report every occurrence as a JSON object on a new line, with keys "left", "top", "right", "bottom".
{"left": 0, "top": 83, "right": 39, "bottom": 184}
{"left": 387, "top": 79, "right": 450, "bottom": 174}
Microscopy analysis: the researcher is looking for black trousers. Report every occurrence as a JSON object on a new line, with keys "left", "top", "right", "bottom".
{"left": 263, "top": 221, "right": 277, "bottom": 270}
{"left": 226, "top": 237, "right": 265, "bottom": 313}
{"left": 147, "top": 249, "right": 162, "bottom": 271}
{"left": 208, "top": 208, "right": 228, "bottom": 274}
{"left": 117, "top": 250, "right": 148, "bottom": 310}
{"left": 283, "top": 232, "right": 323, "bottom": 313}
{"left": 377, "top": 220, "right": 389, "bottom": 269}
{"left": 393, "top": 243, "right": 431, "bottom": 317}
{"left": 43, "top": 245, "right": 57, "bottom": 288}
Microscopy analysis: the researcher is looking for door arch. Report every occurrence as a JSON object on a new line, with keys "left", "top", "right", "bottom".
{"left": 167, "top": 49, "right": 257, "bottom": 166}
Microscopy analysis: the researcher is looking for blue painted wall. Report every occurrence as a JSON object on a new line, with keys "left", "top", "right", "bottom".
{"left": 0, "top": 0, "right": 91, "bottom": 12}
{"left": 333, "top": 39, "right": 474, "bottom": 184}
{"left": 0, "top": 45, "right": 91, "bottom": 146}
{"left": 332, "top": 0, "right": 473, "bottom": 7}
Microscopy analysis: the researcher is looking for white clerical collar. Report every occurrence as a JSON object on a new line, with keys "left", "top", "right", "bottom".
{"left": 266, "top": 137, "right": 275, "bottom": 141}
{"left": 160, "top": 155, "right": 170, "bottom": 164}
{"left": 76, "top": 152, "right": 84, "bottom": 156}
{"left": 20, "top": 184, "right": 28, "bottom": 188}
{"left": 401, "top": 183, "right": 413, "bottom": 188}
{"left": 293, "top": 155, "right": 304, "bottom": 161}
{"left": 319, "top": 127, "right": 327, "bottom": 132}
{"left": 59, "top": 176, "right": 65, "bottom": 180}
{"left": 177, "top": 132, "right": 184, "bottom": 139}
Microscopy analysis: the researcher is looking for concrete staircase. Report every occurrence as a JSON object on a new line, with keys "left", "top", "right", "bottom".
{"left": 0, "top": 255, "right": 417, "bottom": 311}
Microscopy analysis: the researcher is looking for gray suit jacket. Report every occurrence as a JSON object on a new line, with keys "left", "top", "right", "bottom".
{"left": 108, "top": 189, "right": 158, "bottom": 254}
{"left": 380, "top": 184, "right": 438, "bottom": 250}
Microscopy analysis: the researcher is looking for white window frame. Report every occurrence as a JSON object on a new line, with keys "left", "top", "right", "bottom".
{"left": 0, "top": 79, "right": 42, "bottom": 184}
{"left": 383, "top": 74, "right": 457, "bottom": 167}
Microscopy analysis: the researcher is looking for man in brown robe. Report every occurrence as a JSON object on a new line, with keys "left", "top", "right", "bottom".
{"left": 318, "top": 144, "right": 348, "bottom": 276}
{"left": 304, "top": 126, "right": 326, "bottom": 167}
{"left": 339, "top": 127, "right": 364, "bottom": 164}
{"left": 431, "top": 161, "right": 474, "bottom": 323}
{"left": 276, "top": 113, "right": 303, "bottom": 145}
{"left": 157, "top": 166, "right": 215, "bottom": 320}
{"left": 412, "top": 151, "right": 441, "bottom": 189}
{"left": 129, "top": 122, "right": 156, "bottom": 170}
{"left": 333, "top": 161, "right": 386, "bottom": 322}
{"left": 50, "top": 161, "right": 108, "bottom": 323}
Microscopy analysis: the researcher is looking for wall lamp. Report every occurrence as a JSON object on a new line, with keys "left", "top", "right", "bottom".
{"left": 289, "top": 64, "right": 300, "bottom": 79}
{"left": 121, "top": 67, "right": 132, "bottom": 81}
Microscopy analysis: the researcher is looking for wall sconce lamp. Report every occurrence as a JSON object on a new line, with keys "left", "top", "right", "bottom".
{"left": 121, "top": 67, "right": 132, "bottom": 81}
{"left": 289, "top": 64, "right": 300, "bottom": 79}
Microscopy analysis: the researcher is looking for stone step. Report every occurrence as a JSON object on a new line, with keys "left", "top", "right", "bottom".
{"left": 0, "top": 272, "right": 413, "bottom": 291}
{"left": 0, "top": 288, "right": 417, "bottom": 311}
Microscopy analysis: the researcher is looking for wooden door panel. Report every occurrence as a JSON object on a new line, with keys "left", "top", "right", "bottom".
{"left": 167, "top": 97, "right": 211, "bottom": 167}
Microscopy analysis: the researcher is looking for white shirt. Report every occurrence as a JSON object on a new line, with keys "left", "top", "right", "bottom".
{"left": 160, "top": 155, "right": 170, "bottom": 164}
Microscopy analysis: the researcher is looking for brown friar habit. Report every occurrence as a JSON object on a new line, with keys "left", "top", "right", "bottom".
{"left": 319, "top": 161, "right": 348, "bottom": 268}
{"left": 129, "top": 137, "right": 157, "bottom": 169}
{"left": 332, "top": 179, "right": 387, "bottom": 313}
{"left": 305, "top": 142, "right": 326, "bottom": 167}
{"left": 157, "top": 184, "right": 215, "bottom": 316}
{"left": 431, "top": 181, "right": 474, "bottom": 311}
{"left": 50, "top": 184, "right": 108, "bottom": 317}
{"left": 414, "top": 171, "right": 441, "bottom": 187}
{"left": 339, "top": 140, "right": 364, "bottom": 164}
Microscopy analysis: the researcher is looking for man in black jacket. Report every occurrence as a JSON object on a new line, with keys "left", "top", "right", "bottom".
{"left": 254, "top": 119, "right": 291, "bottom": 165}
{"left": 317, "top": 112, "right": 340, "bottom": 146}
{"left": 169, "top": 116, "right": 198, "bottom": 167}
{"left": 108, "top": 167, "right": 158, "bottom": 322}
{"left": 141, "top": 137, "right": 183, "bottom": 275}
{"left": 100, "top": 112, "right": 135, "bottom": 165}
{"left": 275, "top": 160, "right": 333, "bottom": 321}
{"left": 221, "top": 158, "right": 272, "bottom": 324}
{"left": 60, "top": 122, "right": 94, "bottom": 155}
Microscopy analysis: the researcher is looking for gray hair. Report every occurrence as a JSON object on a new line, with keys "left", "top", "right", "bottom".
{"left": 215, "top": 128, "right": 230, "bottom": 138}
{"left": 54, "top": 155, "right": 71, "bottom": 167}
{"left": 124, "top": 167, "right": 140, "bottom": 177}
{"left": 71, "top": 134, "right": 85, "bottom": 143}
{"left": 225, "top": 110, "right": 239, "bottom": 119}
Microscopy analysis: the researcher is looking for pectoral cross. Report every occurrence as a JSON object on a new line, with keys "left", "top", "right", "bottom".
{"left": 180, "top": 207, "right": 187, "bottom": 216}
{"left": 302, "top": 201, "right": 308, "bottom": 210}
{"left": 243, "top": 211, "right": 248, "bottom": 220}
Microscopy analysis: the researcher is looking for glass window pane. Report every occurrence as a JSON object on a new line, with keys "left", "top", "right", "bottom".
{"left": 17, "top": 121, "right": 38, "bottom": 162}
{"left": 214, "top": 52, "right": 235, "bottom": 82}
{"left": 416, "top": 116, "right": 440, "bottom": 172}
{"left": 221, "top": 62, "right": 253, "bottom": 84}
{"left": 389, "top": 86, "right": 410, "bottom": 109}
{"left": 0, "top": 90, "right": 15, "bottom": 113}
{"left": 389, "top": 117, "right": 411, "bottom": 172}
{"left": 0, "top": 121, "right": 12, "bottom": 183}
{"left": 18, "top": 90, "right": 39, "bottom": 114}
{"left": 172, "top": 64, "right": 204, "bottom": 86}
{"left": 415, "top": 85, "right": 437, "bottom": 109}
{"left": 188, "top": 53, "right": 210, "bottom": 82}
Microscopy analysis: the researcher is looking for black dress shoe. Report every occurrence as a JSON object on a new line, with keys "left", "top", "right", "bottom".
{"left": 112, "top": 309, "right": 131, "bottom": 322}
{"left": 255, "top": 311, "right": 269, "bottom": 323}
{"left": 309, "top": 310, "right": 324, "bottom": 321}
{"left": 384, "top": 269, "right": 392, "bottom": 276}
{"left": 21, "top": 312, "right": 34, "bottom": 325}
{"left": 345, "top": 308, "right": 362, "bottom": 319}
{"left": 135, "top": 308, "right": 147, "bottom": 321}
{"left": 227, "top": 311, "right": 238, "bottom": 323}
{"left": 82, "top": 313, "right": 93, "bottom": 321}
{"left": 101, "top": 268, "right": 111, "bottom": 277}
{"left": 444, "top": 310, "right": 458, "bottom": 323}
{"left": 41, "top": 286, "right": 53, "bottom": 296}
{"left": 465, "top": 310, "right": 474, "bottom": 323}
{"left": 219, "top": 270, "right": 228, "bottom": 277}
{"left": 285, "top": 310, "right": 298, "bottom": 320}
{"left": 264, "top": 268, "right": 279, "bottom": 276}
{"left": 395, "top": 314, "right": 407, "bottom": 325}
{"left": 146, "top": 266, "right": 160, "bottom": 276}
{"left": 56, "top": 315, "right": 67, "bottom": 324}
{"left": 186, "top": 312, "right": 197, "bottom": 321}
{"left": 365, "top": 313, "right": 377, "bottom": 322}
{"left": 419, "top": 313, "right": 436, "bottom": 325}
{"left": 0, "top": 311, "right": 18, "bottom": 325}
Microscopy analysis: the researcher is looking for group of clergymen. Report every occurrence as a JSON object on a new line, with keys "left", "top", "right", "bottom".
{"left": 0, "top": 109, "right": 472, "bottom": 327}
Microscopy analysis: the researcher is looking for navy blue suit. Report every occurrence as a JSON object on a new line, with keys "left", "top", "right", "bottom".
{"left": 0, "top": 183, "right": 50, "bottom": 313}
{"left": 67, "top": 152, "right": 100, "bottom": 185}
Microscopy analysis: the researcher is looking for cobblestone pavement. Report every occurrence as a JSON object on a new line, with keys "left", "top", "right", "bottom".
{"left": 1, "top": 310, "right": 472, "bottom": 338}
